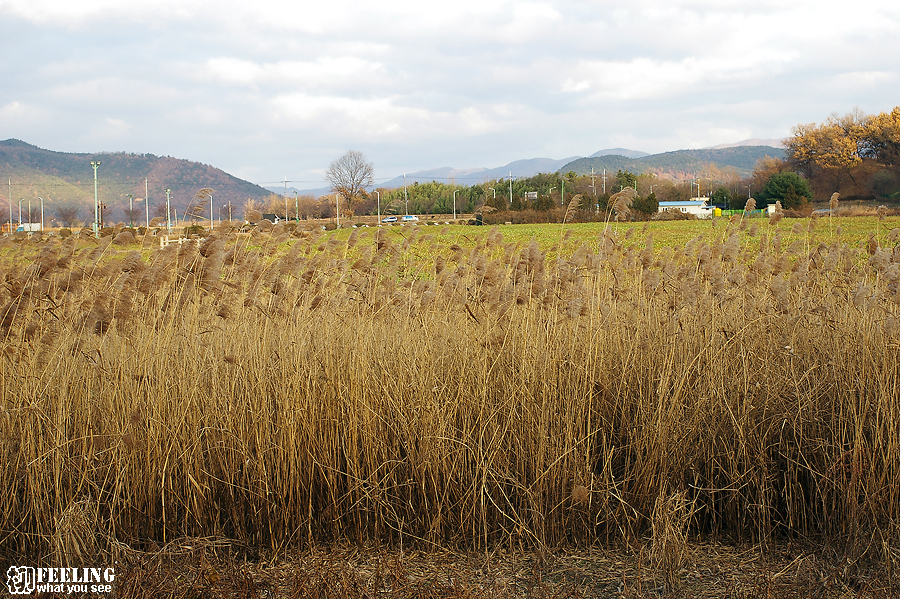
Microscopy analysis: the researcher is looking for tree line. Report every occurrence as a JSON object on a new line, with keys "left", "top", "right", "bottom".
{"left": 274, "top": 109, "right": 900, "bottom": 225}
{"left": 784, "top": 107, "right": 900, "bottom": 202}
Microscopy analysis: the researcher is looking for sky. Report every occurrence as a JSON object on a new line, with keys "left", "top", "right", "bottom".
{"left": 1, "top": 0, "right": 898, "bottom": 189}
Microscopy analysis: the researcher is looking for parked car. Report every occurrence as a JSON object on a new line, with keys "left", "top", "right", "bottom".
{"left": 381, "top": 216, "right": 398, "bottom": 223}
{"left": 401, "top": 215, "right": 419, "bottom": 222}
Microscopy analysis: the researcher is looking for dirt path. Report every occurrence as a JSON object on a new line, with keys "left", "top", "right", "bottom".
{"left": 109, "top": 542, "right": 898, "bottom": 598}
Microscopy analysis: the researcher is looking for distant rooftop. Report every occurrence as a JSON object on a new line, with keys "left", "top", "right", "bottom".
{"left": 659, "top": 199, "right": 710, "bottom": 206}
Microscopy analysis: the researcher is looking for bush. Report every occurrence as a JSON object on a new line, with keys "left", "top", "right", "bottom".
{"left": 59, "top": 228, "right": 72, "bottom": 239}
{"left": 324, "top": 222, "right": 337, "bottom": 231}
{"left": 757, "top": 171, "right": 813, "bottom": 209}
{"left": 113, "top": 231, "right": 135, "bottom": 245}
{"left": 652, "top": 209, "right": 695, "bottom": 221}
{"left": 784, "top": 204, "right": 814, "bottom": 218}
{"left": 483, "top": 208, "right": 609, "bottom": 225}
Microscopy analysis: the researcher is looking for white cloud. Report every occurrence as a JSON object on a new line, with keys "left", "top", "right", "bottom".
{"left": 91, "top": 117, "right": 131, "bottom": 139}
{"left": 562, "top": 80, "right": 590, "bottom": 93}
{"left": 201, "top": 57, "right": 391, "bottom": 92}
{"left": 269, "top": 93, "right": 522, "bottom": 141}
{"left": 0, "top": 0, "right": 208, "bottom": 24}
{"left": 1, "top": 0, "right": 898, "bottom": 180}
{"left": 0, "top": 101, "right": 39, "bottom": 120}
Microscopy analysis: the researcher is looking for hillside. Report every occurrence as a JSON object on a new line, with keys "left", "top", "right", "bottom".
{"left": 0, "top": 139, "right": 272, "bottom": 224}
{"left": 561, "top": 146, "right": 784, "bottom": 180}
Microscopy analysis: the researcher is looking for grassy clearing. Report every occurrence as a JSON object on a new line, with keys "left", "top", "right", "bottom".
{"left": 0, "top": 217, "right": 899, "bottom": 590}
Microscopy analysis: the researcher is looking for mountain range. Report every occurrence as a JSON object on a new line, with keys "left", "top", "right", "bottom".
{"left": 0, "top": 138, "right": 272, "bottom": 221}
{"left": 1, "top": 138, "right": 784, "bottom": 221}
{"left": 278, "top": 141, "right": 784, "bottom": 196}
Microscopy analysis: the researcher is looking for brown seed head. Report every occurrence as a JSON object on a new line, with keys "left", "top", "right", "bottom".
{"left": 829, "top": 192, "right": 840, "bottom": 211}
{"left": 572, "top": 485, "right": 590, "bottom": 505}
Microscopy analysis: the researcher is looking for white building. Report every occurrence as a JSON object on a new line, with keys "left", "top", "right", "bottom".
{"left": 658, "top": 198, "right": 714, "bottom": 218}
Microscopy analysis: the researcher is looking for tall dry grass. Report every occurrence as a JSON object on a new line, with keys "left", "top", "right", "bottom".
{"left": 0, "top": 220, "right": 898, "bottom": 570}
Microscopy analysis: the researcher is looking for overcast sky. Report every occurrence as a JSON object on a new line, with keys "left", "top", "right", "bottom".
{"left": 1, "top": 0, "right": 898, "bottom": 188}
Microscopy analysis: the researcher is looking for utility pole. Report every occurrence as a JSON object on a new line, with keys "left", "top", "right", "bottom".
{"left": 145, "top": 178, "right": 150, "bottom": 229}
{"left": 509, "top": 171, "right": 512, "bottom": 209}
{"left": 165, "top": 188, "right": 172, "bottom": 233}
{"left": 591, "top": 167, "right": 596, "bottom": 197}
{"left": 7, "top": 179, "right": 11, "bottom": 235}
{"left": 602, "top": 169, "right": 607, "bottom": 195}
{"left": 91, "top": 160, "right": 101, "bottom": 237}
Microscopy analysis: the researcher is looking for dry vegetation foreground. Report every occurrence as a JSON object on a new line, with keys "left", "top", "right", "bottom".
{"left": 111, "top": 542, "right": 897, "bottom": 598}
{"left": 1, "top": 216, "right": 899, "bottom": 596}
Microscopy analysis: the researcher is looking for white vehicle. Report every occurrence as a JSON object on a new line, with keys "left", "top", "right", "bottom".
{"left": 401, "top": 215, "right": 419, "bottom": 222}
{"left": 381, "top": 216, "right": 398, "bottom": 223}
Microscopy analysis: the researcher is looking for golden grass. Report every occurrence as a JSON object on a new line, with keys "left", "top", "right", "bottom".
{"left": 0, "top": 219, "right": 898, "bottom": 571}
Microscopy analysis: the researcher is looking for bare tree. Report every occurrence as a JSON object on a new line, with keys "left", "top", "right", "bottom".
{"left": 295, "top": 195, "right": 320, "bottom": 220}
{"left": 218, "top": 203, "right": 235, "bottom": 222}
{"left": 55, "top": 206, "right": 81, "bottom": 228}
{"left": 122, "top": 207, "right": 142, "bottom": 227}
{"left": 27, "top": 206, "right": 42, "bottom": 224}
{"left": 325, "top": 150, "right": 374, "bottom": 218}
{"left": 243, "top": 199, "right": 263, "bottom": 224}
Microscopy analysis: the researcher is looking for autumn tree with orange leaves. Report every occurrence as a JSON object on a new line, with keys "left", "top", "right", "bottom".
{"left": 784, "top": 107, "right": 900, "bottom": 201}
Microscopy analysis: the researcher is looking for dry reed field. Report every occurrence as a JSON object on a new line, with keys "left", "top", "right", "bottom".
{"left": 1, "top": 215, "right": 899, "bottom": 596}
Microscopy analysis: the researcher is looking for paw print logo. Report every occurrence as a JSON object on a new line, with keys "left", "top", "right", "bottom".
{"left": 6, "top": 566, "right": 35, "bottom": 594}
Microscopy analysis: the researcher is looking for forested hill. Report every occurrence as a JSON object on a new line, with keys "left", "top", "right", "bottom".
{"left": 561, "top": 146, "right": 784, "bottom": 180}
{"left": 0, "top": 139, "right": 271, "bottom": 221}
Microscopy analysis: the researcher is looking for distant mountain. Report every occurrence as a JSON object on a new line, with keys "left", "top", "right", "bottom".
{"left": 373, "top": 156, "right": 582, "bottom": 190}
{"left": 296, "top": 145, "right": 778, "bottom": 195}
{"left": 560, "top": 146, "right": 785, "bottom": 180}
{"left": 705, "top": 138, "right": 784, "bottom": 150}
{"left": 377, "top": 166, "right": 489, "bottom": 189}
{"left": 0, "top": 139, "right": 272, "bottom": 223}
{"left": 589, "top": 148, "right": 650, "bottom": 159}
